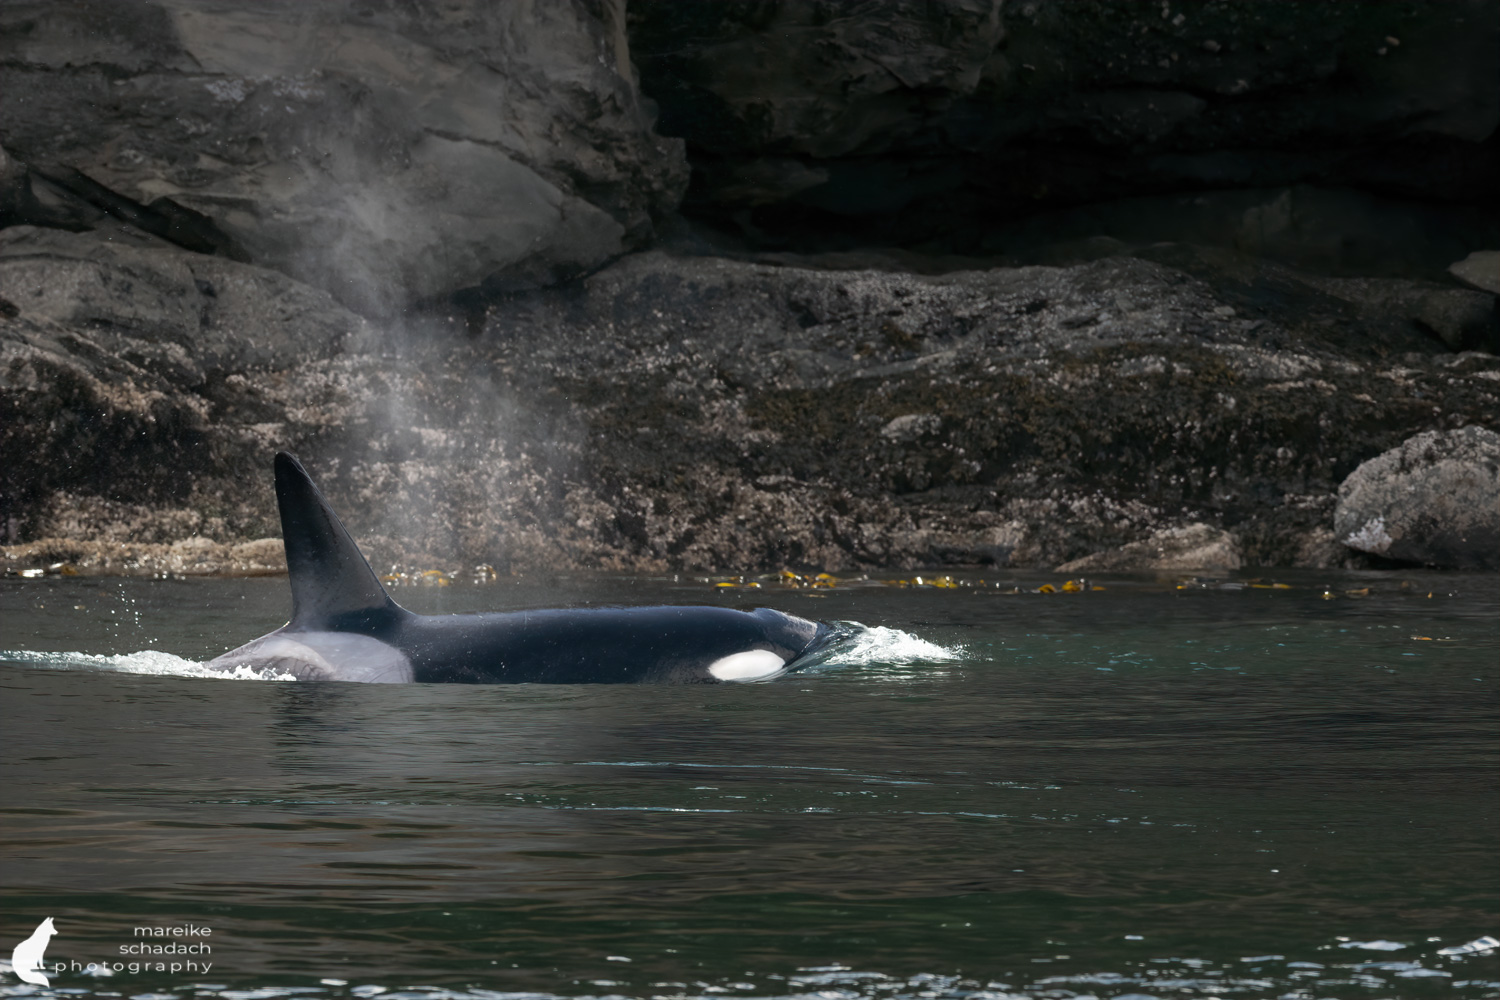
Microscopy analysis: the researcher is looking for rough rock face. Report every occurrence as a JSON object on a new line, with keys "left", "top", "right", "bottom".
{"left": 1335, "top": 427, "right": 1500, "bottom": 570}
{"left": 4, "top": 227, "right": 1498, "bottom": 574}
{"left": 1, "top": 225, "right": 356, "bottom": 373}
{"left": 1451, "top": 251, "right": 1500, "bottom": 295}
{"left": 631, "top": 0, "right": 1500, "bottom": 269}
{"left": 2, "top": 2, "right": 1496, "bottom": 575}
{"left": 0, "top": 0, "right": 688, "bottom": 312}
{"left": 0, "top": 223, "right": 368, "bottom": 542}
{"left": 1056, "top": 524, "right": 1241, "bottom": 574}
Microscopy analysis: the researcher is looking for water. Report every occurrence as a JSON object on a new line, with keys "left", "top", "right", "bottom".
{"left": 2, "top": 569, "right": 1496, "bottom": 1000}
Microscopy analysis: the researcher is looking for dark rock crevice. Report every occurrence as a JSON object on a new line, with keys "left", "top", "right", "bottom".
{"left": 629, "top": 0, "right": 1499, "bottom": 277}
{"left": 22, "top": 165, "right": 249, "bottom": 261}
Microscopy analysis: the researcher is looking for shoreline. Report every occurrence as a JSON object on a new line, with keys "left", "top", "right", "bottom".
{"left": 0, "top": 537, "right": 1477, "bottom": 581}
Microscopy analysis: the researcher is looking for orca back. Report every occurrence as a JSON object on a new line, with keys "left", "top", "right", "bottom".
{"left": 198, "top": 452, "right": 841, "bottom": 684}
{"left": 274, "top": 452, "right": 404, "bottom": 632}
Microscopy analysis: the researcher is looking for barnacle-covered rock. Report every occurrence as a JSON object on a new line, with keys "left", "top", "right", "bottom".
{"left": 1335, "top": 426, "right": 1500, "bottom": 570}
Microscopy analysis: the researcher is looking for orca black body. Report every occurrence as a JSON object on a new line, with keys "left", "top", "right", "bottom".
{"left": 205, "top": 453, "right": 837, "bottom": 684}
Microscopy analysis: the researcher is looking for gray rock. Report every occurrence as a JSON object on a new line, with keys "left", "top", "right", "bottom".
{"left": 1450, "top": 251, "right": 1500, "bottom": 295}
{"left": 5, "top": 240, "right": 1500, "bottom": 571}
{"left": 1309, "top": 275, "right": 1499, "bottom": 353}
{"left": 1055, "top": 524, "right": 1242, "bottom": 574}
{"left": 0, "top": 227, "right": 370, "bottom": 542}
{"left": 1335, "top": 426, "right": 1500, "bottom": 570}
{"left": 987, "top": 186, "right": 1500, "bottom": 283}
{"left": 881, "top": 414, "right": 943, "bottom": 443}
{"left": 0, "top": 225, "right": 362, "bottom": 379}
{"left": 0, "top": 0, "right": 688, "bottom": 312}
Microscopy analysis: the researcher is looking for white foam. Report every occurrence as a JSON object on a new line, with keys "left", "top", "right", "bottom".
{"left": 0, "top": 648, "right": 295, "bottom": 681}
{"left": 1438, "top": 935, "right": 1499, "bottom": 957}
{"left": 807, "top": 624, "right": 964, "bottom": 669}
{"left": 1340, "top": 940, "right": 1407, "bottom": 951}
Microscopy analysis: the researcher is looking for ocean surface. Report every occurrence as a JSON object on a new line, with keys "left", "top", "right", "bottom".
{"left": 1, "top": 568, "right": 1496, "bottom": 1000}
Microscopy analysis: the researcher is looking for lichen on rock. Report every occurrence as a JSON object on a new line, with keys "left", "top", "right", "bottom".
{"left": 6, "top": 234, "right": 1498, "bottom": 575}
{"left": 1334, "top": 426, "right": 1500, "bottom": 570}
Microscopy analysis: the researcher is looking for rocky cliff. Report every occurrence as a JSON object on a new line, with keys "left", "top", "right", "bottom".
{"left": 1, "top": 0, "right": 1496, "bottom": 575}
{"left": 0, "top": 0, "right": 687, "bottom": 312}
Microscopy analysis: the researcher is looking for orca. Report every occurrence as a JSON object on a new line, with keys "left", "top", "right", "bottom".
{"left": 205, "top": 453, "right": 841, "bottom": 683}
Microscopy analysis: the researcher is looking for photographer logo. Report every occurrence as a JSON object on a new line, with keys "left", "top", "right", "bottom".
{"left": 10, "top": 917, "right": 56, "bottom": 986}
{"left": 8, "top": 920, "right": 214, "bottom": 981}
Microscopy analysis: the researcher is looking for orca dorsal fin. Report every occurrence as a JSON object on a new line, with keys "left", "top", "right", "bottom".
{"left": 274, "top": 452, "right": 403, "bottom": 630}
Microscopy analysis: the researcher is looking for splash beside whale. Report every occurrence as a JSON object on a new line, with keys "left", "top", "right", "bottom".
{"left": 205, "top": 453, "right": 840, "bottom": 683}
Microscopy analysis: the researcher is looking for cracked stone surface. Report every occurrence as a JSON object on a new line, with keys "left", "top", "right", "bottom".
{"left": 0, "top": 0, "right": 688, "bottom": 312}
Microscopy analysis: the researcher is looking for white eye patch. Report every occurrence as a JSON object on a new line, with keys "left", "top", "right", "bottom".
{"left": 707, "top": 649, "right": 787, "bottom": 682}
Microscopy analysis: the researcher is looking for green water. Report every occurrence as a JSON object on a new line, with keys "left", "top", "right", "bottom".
{"left": 1, "top": 570, "right": 1496, "bottom": 999}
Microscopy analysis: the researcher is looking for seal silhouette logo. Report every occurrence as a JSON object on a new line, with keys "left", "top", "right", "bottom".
{"left": 10, "top": 917, "right": 55, "bottom": 986}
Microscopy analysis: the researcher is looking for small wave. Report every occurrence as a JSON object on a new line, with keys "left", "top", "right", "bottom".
{"left": 0, "top": 648, "right": 295, "bottom": 681}
{"left": 803, "top": 623, "right": 964, "bottom": 671}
